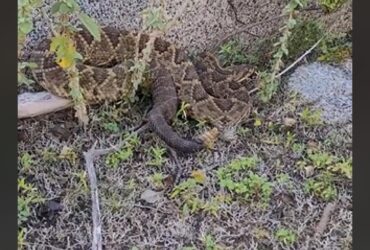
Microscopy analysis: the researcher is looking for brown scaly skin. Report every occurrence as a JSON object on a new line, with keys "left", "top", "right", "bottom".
{"left": 29, "top": 26, "right": 256, "bottom": 153}
{"left": 147, "top": 65, "right": 203, "bottom": 154}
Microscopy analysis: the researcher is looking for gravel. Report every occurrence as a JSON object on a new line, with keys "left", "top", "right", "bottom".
{"left": 287, "top": 60, "right": 352, "bottom": 124}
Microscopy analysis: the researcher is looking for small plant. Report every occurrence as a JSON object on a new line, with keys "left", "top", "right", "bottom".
{"left": 181, "top": 196, "right": 204, "bottom": 215}
{"left": 223, "top": 156, "right": 259, "bottom": 173}
{"left": 243, "top": 173, "right": 273, "bottom": 204}
{"left": 217, "top": 156, "right": 272, "bottom": 206}
{"left": 276, "top": 173, "right": 294, "bottom": 190}
{"left": 103, "top": 193, "right": 124, "bottom": 213}
{"left": 171, "top": 177, "right": 205, "bottom": 214}
{"left": 174, "top": 101, "right": 191, "bottom": 125}
{"left": 106, "top": 147, "right": 133, "bottom": 168}
{"left": 59, "top": 146, "right": 78, "bottom": 165}
{"left": 285, "top": 131, "right": 297, "bottom": 148}
{"left": 191, "top": 170, "right": 207, "bottom": 184}
{"left": 171, "top": 178, "right": 198, "bottom": 199}
{"left": 318, "top": 0, "right": 347, "bottom": 12}
{"left": 18, "top": 178, "right": 44, "bottom": 226}
{"left": 147, "top": 146, "right": 167, "bottom": 167}
{"left": 275, "top": 227, "right": 297, "bottom": 246}
{"left": 72, "top": 170, "right": 89, "bottom": 193}
{"left": 40, "top": 148, "right": 59, "bottom": 163}
{"left": 18, "top": 0, "right": 42, "bottom": 86}
{"left": 202, "top": 234, "right": 222, "bottom": 250}
{"left": 34, "top": 0, "right": 103, "bottom": 125}
{"left": 304, "top": 172, "right": 337, "bottom": 200}
{"left": 307, "top": 150, "right": 334, "bottom": 169}
{"left": 328, "top": 157, "right": 352, "bottom": 179}
{"left": 257, "top": 0, "right": 309, "bottom": 102}
{"left": 18, "top": 62, "right": 37, "bottom": 86}
{"left": 181, "top": 247, "right": 196, "bottom": 250}
{"left": 19, "top": 152, "right": 34, "bottom": 170}
{"left": 18, "top": 228, "right": 27, "bottom": 250}
{"left": 237, "top": 127, "right": 251, "bottom": 137}
{"left": 141, "top": 7, "right": 170, "bottom": 32}
{"left": 252, "top": 227, "right": 270, "bottom": 240}
{"left": 105, "top": 133, "right": 139, "bottom": 168}
{"left": 300, "top": 107, "right": 322, "bottom": 126}
{"left": 286, "top": 20, "right": 324, "bottom": 61}
{"left": 127, "top": 178, "right": 138, "bottom": 190}
{"left": 218, "top": 40, "right": 247, "bottom": 66}
{"left": 202, "top": 194, "right": 231, "bottom": 217}
{"left": 291, "top": 143, "right": 306, "bottom": 156}
{"left": 318, "top": 34, "right": 352, "bottom": 63}
{"left": 102, "top": 122, "right": 120, "bottom": 133}
{"left": 149, "top": 172, "right": 165, "bottom": 189}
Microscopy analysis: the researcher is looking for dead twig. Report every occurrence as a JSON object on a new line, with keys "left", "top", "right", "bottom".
{"left": 314, "top": 201, "right": 338, "bottom": 236}
{"left": 276, "top": 37, "right": 324, "bottom": 78}
{"left": 83, "top": 142, "right": 116, "bottom": 250}
{"left": 18, "top": 91, "right": 73, "bottom": 119}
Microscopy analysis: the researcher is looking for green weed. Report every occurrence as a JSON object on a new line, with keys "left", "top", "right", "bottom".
{"left": 18, "top": 178, "right": 44, "bottom": 226}
{"left": 146, "top": 146, "right": 166, "bottom": 167}
{"left": 304, "top": 172, "right": 337, "bottom": 200}
{"left": 318, "top": 0, "right": 347, "bottom": 12}
{"left": 218, "top": 40, "right": 247, "bottom": 66}
{"left": 328, "top": 157, "right": 352, "bottom": 179}
{"left": 300, "top": 107, "right": 322, "bottom": 126}
{"left": 19, "top": 152, "right": 34, "bottom": 170}
{"left": 105, "top": 133, "right": 139, "bottom": 168}
{"left": 275, "top": 227, "right": 297, "bottom": 246}
{"left": 307, "top": 150, "right": 334, "bottom": 169}
{"left": 217, "top": 156, "right": 272, "bottom": 206}
{"left": 149, "top": 172, "right": 165, "bottom": 189}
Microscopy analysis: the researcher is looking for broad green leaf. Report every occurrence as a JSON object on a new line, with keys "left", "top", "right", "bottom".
{"left": 52, "top": 0, "right": 79, "bottom": 14}
{"left": 19, "top": 19, "right": 33, "bottom": 34}
{"left": 78, "top": 13, "right": 101, "bottom": 41}
{"left": 64, "top": 0, "right": 80, "bottom": 10}
{"left": 50, "top": 35, "right": 79, "bottom": 69}
{"left": 51, "top": 2, "right": 63, "bottom": 14}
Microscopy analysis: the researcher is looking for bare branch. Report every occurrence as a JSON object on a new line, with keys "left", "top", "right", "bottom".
{"left": 314, "top": 201, "right": 338, "bottom": 236}
{"left": 83, "top": 142, "right": 116, "bottom": 250}
{"left": 18, "top": 92, "right": 73, "bottom": 119}
{"left": 276, "top": 37, "right": 324, "bottom": 78}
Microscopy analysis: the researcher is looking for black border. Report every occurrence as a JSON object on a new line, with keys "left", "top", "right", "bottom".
{"left": 0, "top": 0, "right": 17, "bottom": 248}
{"left": 353, "top": 0, "right": 370, "bottom": 249}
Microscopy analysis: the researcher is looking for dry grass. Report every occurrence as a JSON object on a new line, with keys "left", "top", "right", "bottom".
{"left": 18, "top": 78, "right": 352, "bottom": 249}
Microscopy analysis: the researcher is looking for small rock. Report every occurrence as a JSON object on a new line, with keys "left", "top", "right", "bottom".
{"left": 288, "top": 61, "right": 352, "bottom": 124}
{"left": 307, "top": 140, "right": 319, "bottom": 150}
{"left": 140, "top": 189, "right": 163, "bottom": 204}
{"left": 304, "top": 165, "right": 315, "bottom": 177}
{"left": 283, "top": 117, "right": 297, "bottom": 127}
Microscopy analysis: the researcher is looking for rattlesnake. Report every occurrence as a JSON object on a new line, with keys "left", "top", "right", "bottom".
{"left": 29, "top": 26, "right": 257, "bottom": 153}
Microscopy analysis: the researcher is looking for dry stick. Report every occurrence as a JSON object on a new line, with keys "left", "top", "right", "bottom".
{"left": 276, "top": 16, "right": 338, "bottom": 78}
{"left": 314, "top": 201, "right": 338, "bottom": 236}
{"left": 246, "top": 35, "right": 325, "bottom": 94}
{"left": 276, "top": 37, "right": 324, "bottom": 78}
{"left": 18, "top": 91, "right": 73, "bottom": 119}
{"left": 83, "top": 142, "right": 117, "bottom": 250}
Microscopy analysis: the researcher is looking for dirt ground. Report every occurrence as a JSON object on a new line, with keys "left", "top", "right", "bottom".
{"left": 18, "top": 76, "right": 352, "bottom": 249}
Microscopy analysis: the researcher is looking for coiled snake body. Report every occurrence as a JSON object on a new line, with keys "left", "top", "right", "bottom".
{"left": 30, "top": 26, "right": 257, "bottom": 153}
